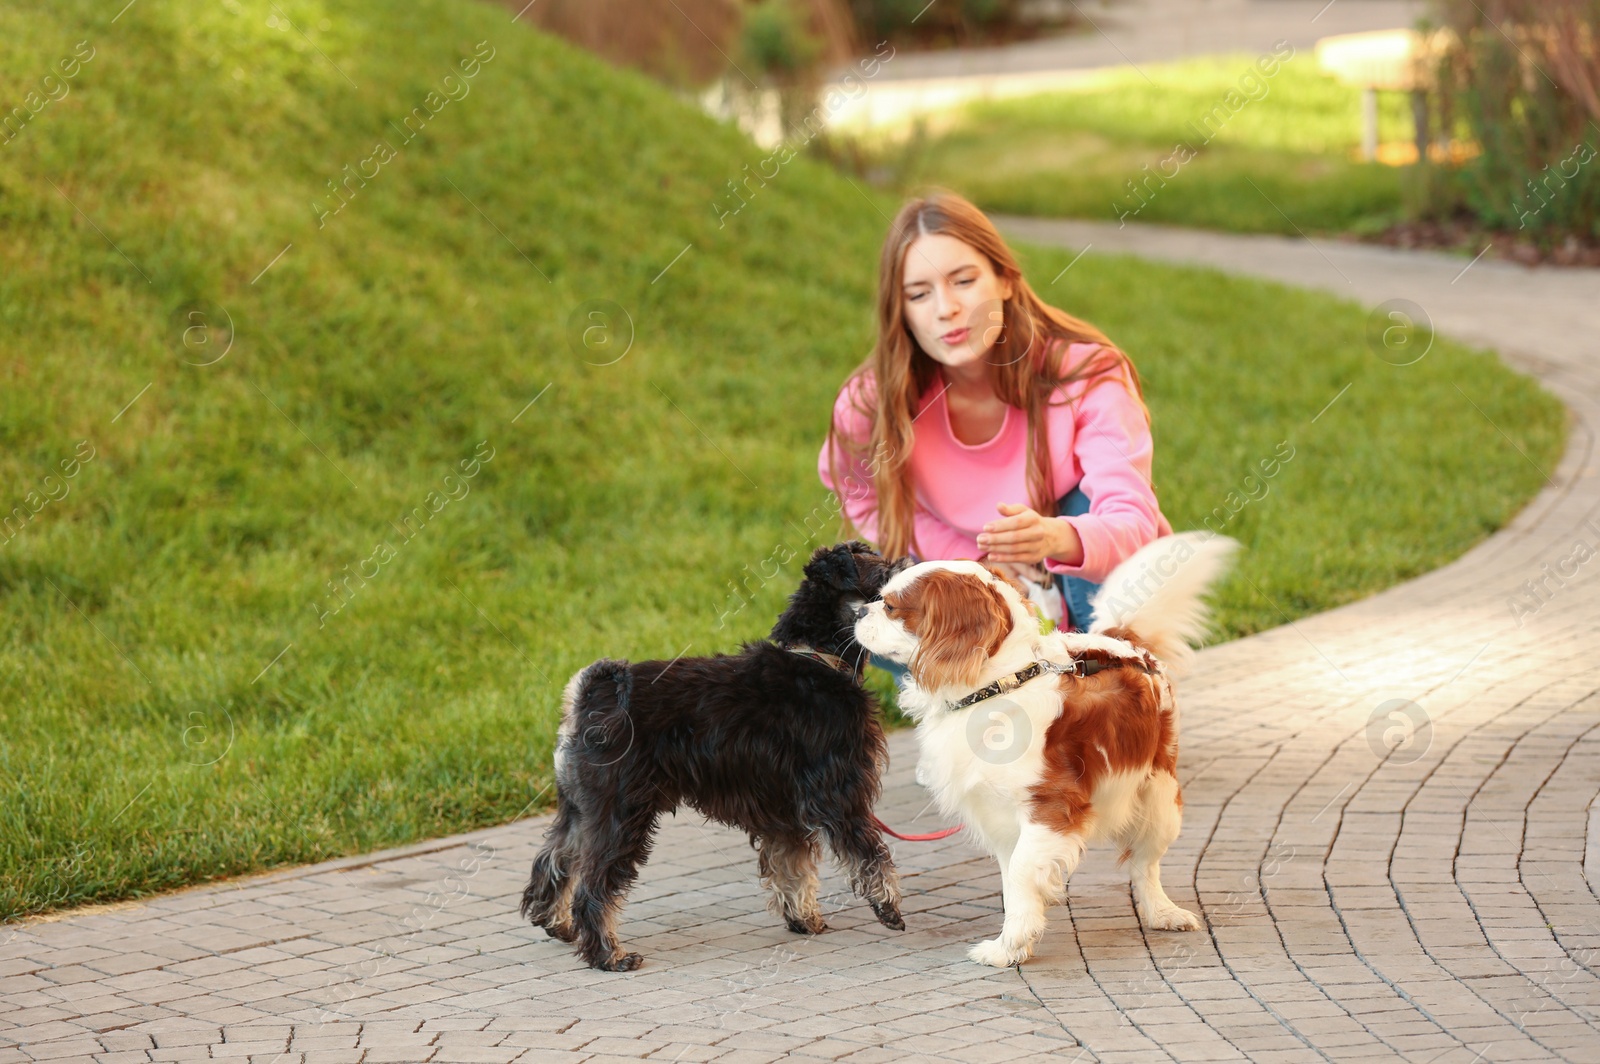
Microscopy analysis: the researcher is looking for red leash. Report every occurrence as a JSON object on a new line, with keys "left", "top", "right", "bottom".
{"left": 872, "top": 813, "right": 963, "bottom": 842}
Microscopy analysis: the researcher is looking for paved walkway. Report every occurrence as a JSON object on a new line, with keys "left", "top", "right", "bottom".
{"left": 3, "top": 227, "right": 1598, "bottom": 1063}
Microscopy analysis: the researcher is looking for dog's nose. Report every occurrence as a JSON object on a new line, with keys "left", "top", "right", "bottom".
{"left": 854, "top": 604, "right": 869, "bottom": 620}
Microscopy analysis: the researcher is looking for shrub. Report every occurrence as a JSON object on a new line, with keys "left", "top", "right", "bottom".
{"left": 1423, "top": 0, "right": 1600, "bottom": 240}
{"left": 742, "top": 0, "right": 827, "bottom": 81}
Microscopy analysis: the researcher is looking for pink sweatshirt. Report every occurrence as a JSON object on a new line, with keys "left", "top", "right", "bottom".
{"left": 817, "top": 343, "right": 1172, "bottom": 585}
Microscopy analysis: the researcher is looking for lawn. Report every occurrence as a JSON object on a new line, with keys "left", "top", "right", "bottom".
{"left": 863, "top": 52, "right": 1414, "bottom": 234}
{"left": 0, "top": 0, "right": 1565, "bottom": 921}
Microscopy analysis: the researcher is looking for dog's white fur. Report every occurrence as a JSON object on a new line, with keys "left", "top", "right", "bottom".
{"left": 1086, "top": 530, "right": 1240, "bottom": 675}
{"left": 857, "top": 533, "right": 1236, "bottom": 966}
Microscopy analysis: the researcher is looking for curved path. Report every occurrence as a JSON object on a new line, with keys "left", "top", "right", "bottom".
{"left": 834, "top": 0, "right": 1428, "bottom": 131}
{"left": 859, "top": 0, "right": 1427, "bottom": 81}
{"left": 3, "top": 225, "right": 1597, "bottom": 1063}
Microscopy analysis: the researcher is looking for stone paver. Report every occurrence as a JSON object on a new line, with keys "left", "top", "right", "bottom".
{"left": 3, "top": 225, "right": 1598, "bottom": 1062}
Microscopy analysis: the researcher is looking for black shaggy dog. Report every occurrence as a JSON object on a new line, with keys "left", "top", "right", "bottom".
{"left": 520, "top": 541, "right": 908, "bottom": 971}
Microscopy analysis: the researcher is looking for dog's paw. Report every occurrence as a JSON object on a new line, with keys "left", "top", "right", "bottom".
{"left": 786, "top": 916, "right": 829, "bottom": 935}
{"left": 1146, "top": 906, "right": 1202, "bottom": 932}
{"left": 873, "top": 906, "right": 906, "bottom": 932}
{"left": 968, "top": 937, "right": 1030, "bottom": 968}
{"left": 542, "top": 923, "right": 577, "bottom": 943}
{"left": 594, "top": 951, "right": 643, "bottom": 972}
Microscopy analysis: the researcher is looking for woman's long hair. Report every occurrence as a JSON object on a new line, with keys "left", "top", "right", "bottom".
{"left": 827, "top": 191, "right": 1150, "bottom": 559}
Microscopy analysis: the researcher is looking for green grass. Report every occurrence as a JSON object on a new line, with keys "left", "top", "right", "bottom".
{"left": 858, "top": 53, "right": 1413, "bottom": 234}
{"left": 0, "top": 1, "right": 1565, "bottom": 921}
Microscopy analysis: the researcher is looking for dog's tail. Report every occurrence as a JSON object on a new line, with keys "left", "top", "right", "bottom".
{"left": 1088, "top": 532, "right": 1238, "bottom": 676}
{"left": 558, "top": 659, "right": 633, "bottom": 722}
{"left": 524, "top": 659, "right": 633, "bottom": 928}
{"left": 555, "top": 658, "right": 634, "bottom": 772}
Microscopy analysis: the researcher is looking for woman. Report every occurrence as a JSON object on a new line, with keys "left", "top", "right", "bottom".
{"left": 819, "top": 191, "right": 1171, "bottom": 643}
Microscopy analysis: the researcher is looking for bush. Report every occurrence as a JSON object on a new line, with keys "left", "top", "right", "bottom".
{"left": 742, "top": 0, "right": 826, "bottom": 80}
{"left": 1422, "top": 0, "right": 1600, "bottom": 240}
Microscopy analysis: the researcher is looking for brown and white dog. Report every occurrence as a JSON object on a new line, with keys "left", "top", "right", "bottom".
{"left": 853, "top": 531, "right": 1236, "bottom": 967}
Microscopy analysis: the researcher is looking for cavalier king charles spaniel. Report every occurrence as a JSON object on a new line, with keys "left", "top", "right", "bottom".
{"left": 522, "top": 541, "right": 909, "bottom": 971}
{"left": 854, "top": 531, "right": 1236, "bottom": 967}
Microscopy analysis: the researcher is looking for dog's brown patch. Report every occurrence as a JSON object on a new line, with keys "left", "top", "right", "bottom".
{"left": 1027, "top": 667, "right": 1173, "bottom": 837}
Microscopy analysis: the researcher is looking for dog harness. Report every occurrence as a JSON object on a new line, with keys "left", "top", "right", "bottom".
{"left": 949, "top": 652, "right": 1159, "bottom": 711}
{"left": 878, "top": 652, "right": 1159, "bottom": 845}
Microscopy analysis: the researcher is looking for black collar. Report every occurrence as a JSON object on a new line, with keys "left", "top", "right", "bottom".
{"left": 949, "top": 654, "right": 1158, "bottom": 710}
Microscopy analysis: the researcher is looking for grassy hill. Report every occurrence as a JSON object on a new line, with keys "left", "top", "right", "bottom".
{"left": 0, "top": 0, "right": 1565, "bottom": 921}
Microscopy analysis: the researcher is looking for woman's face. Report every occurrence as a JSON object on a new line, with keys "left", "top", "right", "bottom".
{"left": 900, "top": 233, "right": 1014, "bottom": 371}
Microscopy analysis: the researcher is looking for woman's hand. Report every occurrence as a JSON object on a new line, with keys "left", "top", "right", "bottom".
{"left": 977, "top": 502, "right": 1085, "bottom": 567}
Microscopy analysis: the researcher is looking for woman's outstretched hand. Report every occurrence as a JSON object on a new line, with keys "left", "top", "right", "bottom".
{"left": 977, "top": 502, "right": 1085, "bottom": 567}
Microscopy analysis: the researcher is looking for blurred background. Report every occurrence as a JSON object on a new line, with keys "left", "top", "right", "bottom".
{"left": 0, "top": 0, "right": 1582, "bottom": 919}
{"left": 523, "top": 0, "right": 1598, "bottom": 260}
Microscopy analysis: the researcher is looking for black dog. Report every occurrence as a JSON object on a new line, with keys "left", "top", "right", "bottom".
{"left": 520, "top": 541, "right": 908, "bottom": 971}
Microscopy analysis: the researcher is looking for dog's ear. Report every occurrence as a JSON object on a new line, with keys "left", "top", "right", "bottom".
{"left": 804, "top": 542, "right": 863, "bottom": 592}
{"left": 909, "top": 571, "right": 1014, "bottom": 691}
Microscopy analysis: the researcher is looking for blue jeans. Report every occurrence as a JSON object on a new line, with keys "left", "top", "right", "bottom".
{"left": 1055, "top": 484, "right": 1100, "bottom": 633}
{"left": 869, "top": 486, "right": 1101, "bottom": 688}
